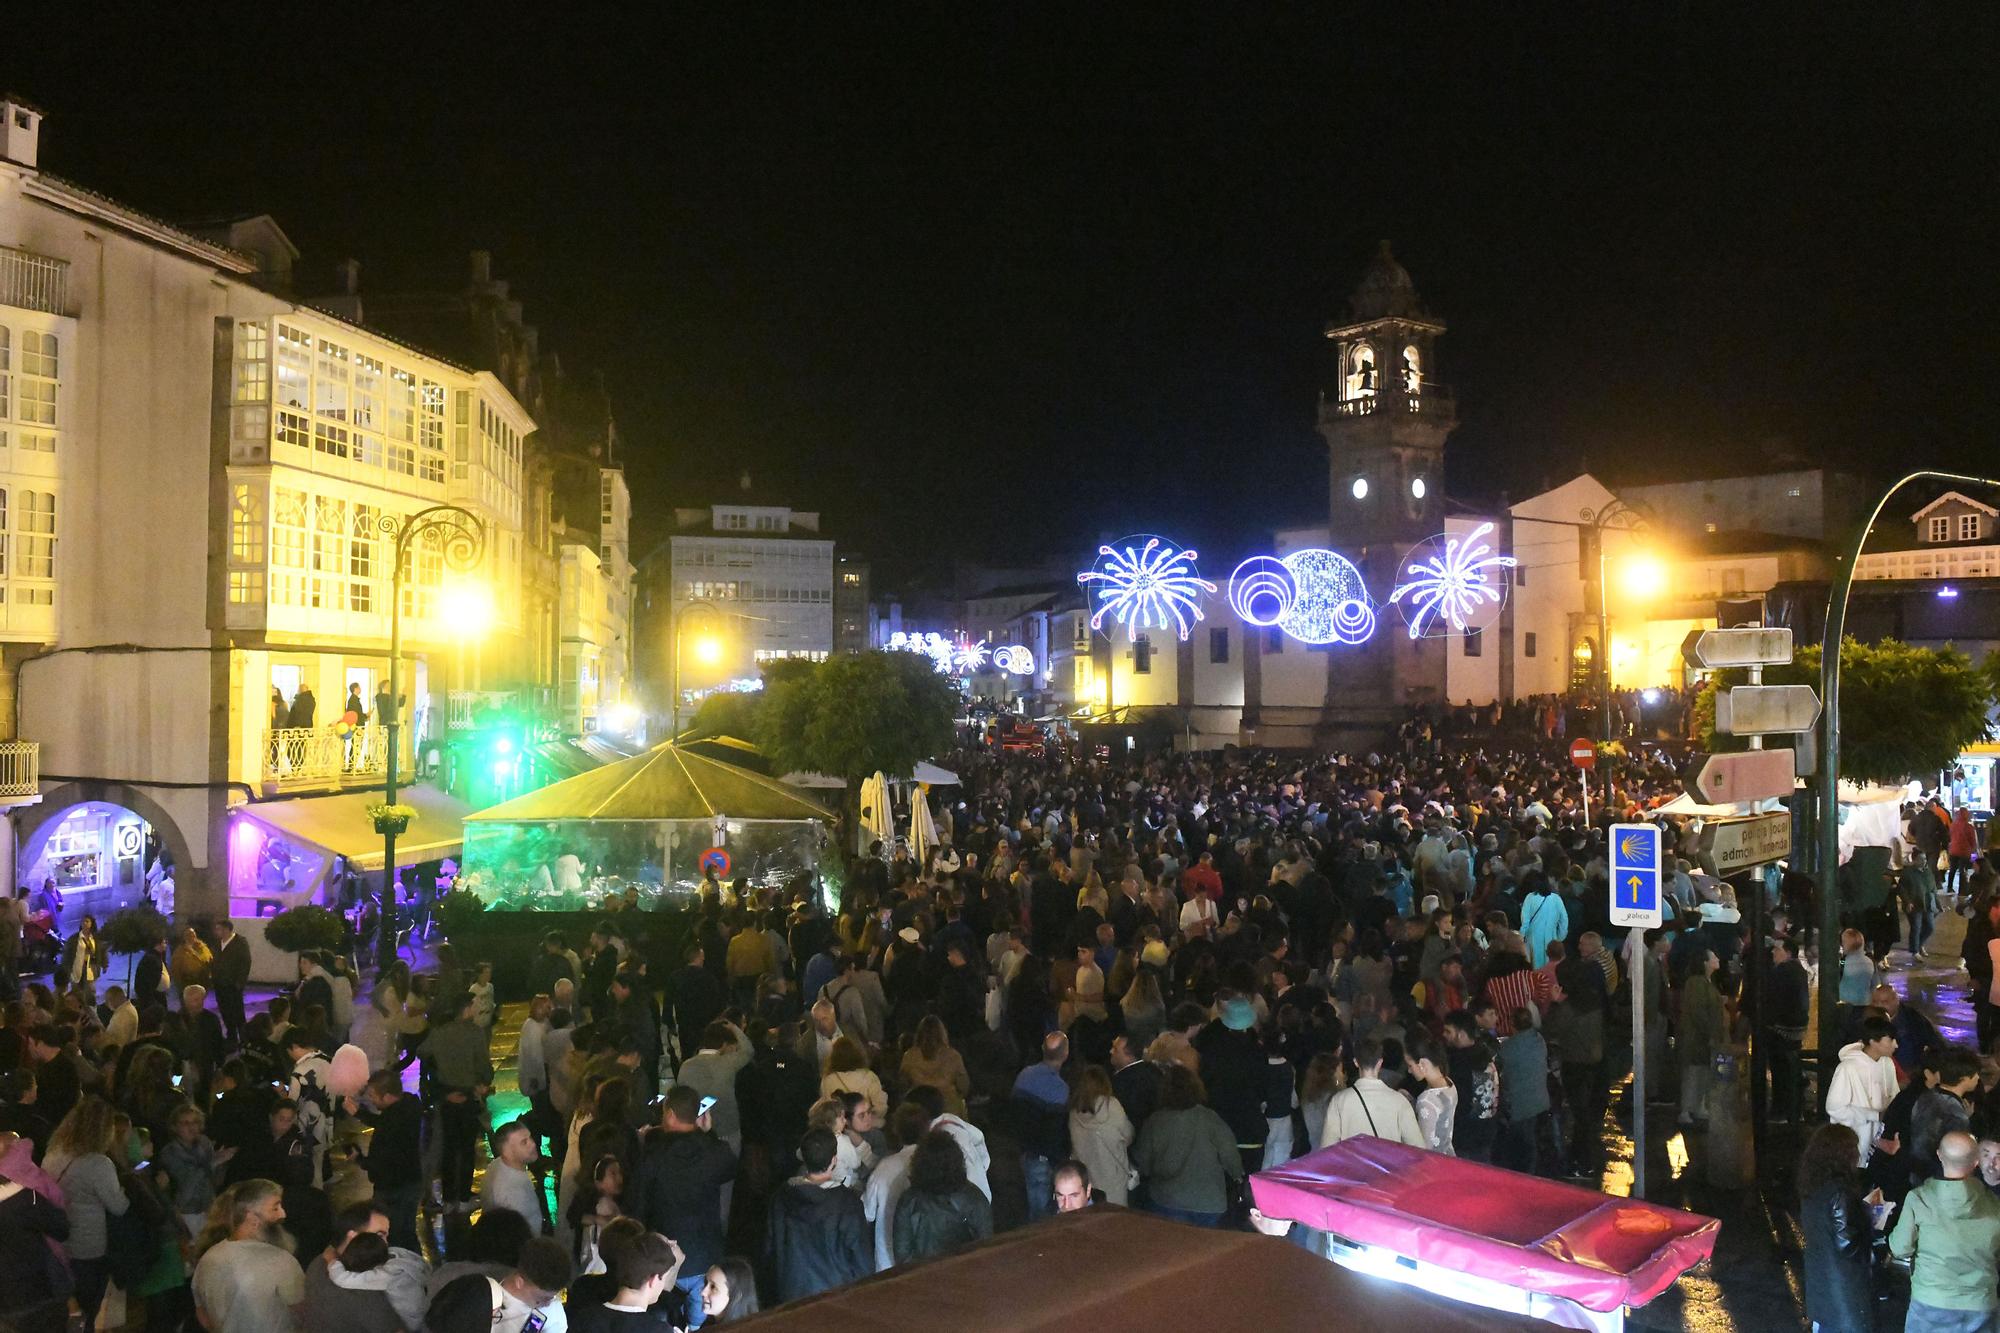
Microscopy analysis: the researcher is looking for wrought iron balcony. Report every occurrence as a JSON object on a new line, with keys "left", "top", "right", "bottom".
{"left": 0, "top": 740, "right": 40, "bottom": 797}
{"left": 264, "top": 725, "right": 392, "bottom": 784}
{"left": 0, "top": 246, "right": 70, "bottom": 316}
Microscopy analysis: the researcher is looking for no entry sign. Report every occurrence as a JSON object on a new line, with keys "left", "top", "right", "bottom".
{"left": 1570, "top": 739, "right": 1597, "bottom": 770}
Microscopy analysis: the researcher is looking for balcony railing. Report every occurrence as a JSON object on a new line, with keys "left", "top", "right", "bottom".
{"left": 264, "top": 724, "right": 393, "bottom": 785}
{"left": 0, "top": 246, "right": 70, "bottom": 317}
{"left": 447, "top": 690, "right": 519, "bottom": 730}
{"left": 1327, "top": 385, "right": 1455, "bottom": 420}
{"left": 0, "top": 741, "right": 39, "bottom": 797}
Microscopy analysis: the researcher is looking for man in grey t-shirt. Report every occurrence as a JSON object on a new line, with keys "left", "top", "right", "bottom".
{"left": 194, "top": 1180, "right": 305, "bottom": 1333}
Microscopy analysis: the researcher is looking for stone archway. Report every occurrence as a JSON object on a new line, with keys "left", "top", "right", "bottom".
{"left": 16, "top": 780, "right": 203, "bottom": 921}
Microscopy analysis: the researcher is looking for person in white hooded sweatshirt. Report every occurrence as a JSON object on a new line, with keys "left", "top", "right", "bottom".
{"left": 1827, "top": 1016, "right": 1902, "bottom": 1168}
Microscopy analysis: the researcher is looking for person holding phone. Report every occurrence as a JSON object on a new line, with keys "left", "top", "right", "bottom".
{"left": 631, "top": 1086, "right": 735, "bottom": 1327}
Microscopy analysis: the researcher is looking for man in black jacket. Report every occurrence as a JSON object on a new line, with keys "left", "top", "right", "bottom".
{"left": 1109, "top": 1033, "right": 1162, "bottom": 1129}
{"left": 1192, "top": 995, "right": 1269, "bottom": 1171}
{"left": 1029, "top": 856, "right": 1076, "bottom": 957}
{"left": 211, "top": 919, "right": 253, "bottom": 1044}
{"left": 632, "top": 1086, "right": 737, "bottom": 1312}
{"left": 612, "top": 967, "right": 661, "bottom": 1098}
{"left": 765, "top": 1127, "right": 870, "bottom": 1304}
{"left": 670, "top": 945, "right": 725, "bottom": 1065}
{"left": 355, "top": 1068, "right": 425, "bottom": 1249}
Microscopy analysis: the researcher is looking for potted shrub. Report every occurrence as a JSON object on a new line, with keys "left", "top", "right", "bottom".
{"left": 368, "top": 801, "right": 419, "bottom": 837}
{"left": 434, "top": 886, "right": 487, "bottom": 938}
{"left": 264, "top": 903, "right": 346, "bottom": 956}
{"left": 103, "top": 905, "right": 169, "bottom": 985}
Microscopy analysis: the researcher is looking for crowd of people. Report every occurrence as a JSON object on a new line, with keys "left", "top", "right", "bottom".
{"left": 0, "top": 722, "right": 1991, "bottom": 1330}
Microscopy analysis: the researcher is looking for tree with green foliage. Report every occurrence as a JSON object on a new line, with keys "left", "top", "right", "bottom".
{"left": 688, "top": 690, "right": 762, "bottom": 741}
{"left": 1696, "top": 638, "right": 1995, "bottom": 786}
{"left": 756, "top": 651, "right": 958, "bottom": 841}
{"left": 264, "top": 903, "right": 346, "bottom": 955}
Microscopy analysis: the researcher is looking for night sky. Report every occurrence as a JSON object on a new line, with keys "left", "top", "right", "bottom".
{"left": 10, "top": 12, "right": 1999, "bottom": 584}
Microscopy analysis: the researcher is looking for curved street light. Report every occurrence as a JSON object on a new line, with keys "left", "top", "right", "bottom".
{"left": 377, "top": 504, "right": 486, "bottom": 972}
{"left": 1815, "top": 469, "right": 2000, "bottom": 1102}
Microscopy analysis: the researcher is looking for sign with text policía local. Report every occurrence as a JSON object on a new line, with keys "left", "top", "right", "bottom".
{"left": 1609, "top": 822, "right": 1664, "bottom": 928}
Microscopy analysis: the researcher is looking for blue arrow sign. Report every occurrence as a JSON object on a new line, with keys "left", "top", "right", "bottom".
{"left": 1609, "top": 822, "right": 1663, "bottom": 927}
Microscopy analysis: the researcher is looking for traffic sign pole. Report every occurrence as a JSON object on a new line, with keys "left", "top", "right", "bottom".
{"left": 1629, "top": 925, "right": 1647, "bottom": 1200}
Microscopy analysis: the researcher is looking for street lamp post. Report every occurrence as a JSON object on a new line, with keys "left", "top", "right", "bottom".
{"left": 1815, "top": 469, "right": 2000, "bottom": 1101}
{"left": 376, "top": 505, "right": 486, "bottom": 974}
{"left": 1578, "top": 499, "right": 1650, "bottom": 792}
{"left": 668, "top": 598, "right": 722, "bottom": 742}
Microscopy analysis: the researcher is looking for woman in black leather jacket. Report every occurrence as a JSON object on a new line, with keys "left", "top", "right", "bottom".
{"left": 1799, "top": 1123, "right": 1878, "bottom": 1331}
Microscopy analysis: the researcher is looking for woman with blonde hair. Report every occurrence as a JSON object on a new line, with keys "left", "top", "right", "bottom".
{"left": 820, "top": 1036, "right": 887, "bottom": 1118}
{"left": 1067, "top": 1065, "right": 1134, "bottom": 1205}
{"left": 1120, "top": 969, "right": 1167, "bottom": 1051}
{"left": 43, "top": 1097, "right": 130, "bottom": 1329}
{"left": 1076, "top": 870, "right": 1110, "bottom": 920}
{"left": 898, "top": 1015, "right": 971, "bottom": 1116}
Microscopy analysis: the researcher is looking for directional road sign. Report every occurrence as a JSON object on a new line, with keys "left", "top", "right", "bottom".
{"left": 1714, "top": 684, "right": 1822, "bottom": 736}
{"left": 1685, "top": 747, "right": 1798, "bottom": 804}
{"left": 1702, "top": 811, "right": 1792, "bottom": 874}
{"left": 1682, "top": 626, "right": 1794, "bottom": 670}
{"left": 1610, "top": 822, "right": 1664, "bottom": 927}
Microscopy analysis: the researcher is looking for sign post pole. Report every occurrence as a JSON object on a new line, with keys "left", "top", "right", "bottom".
{"left": 1611, "top": 821, "right": 1664, "bottom": 1200}
{"left": 1629, "top": 925, "right": 1647, "bottom": 1200}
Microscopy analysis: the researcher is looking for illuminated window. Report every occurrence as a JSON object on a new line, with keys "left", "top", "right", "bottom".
{"left": 229, "top": 571, "right": 264, "bottom": 603}
{"left": 1960, "top": 514, "right": 1981, "bottom": 541}
{"left": 313, "top": 420, "right": 349, "bottom": 459}
{"left": 310, "top": 495, "right": 347, "bottom": 609}
{"left": 230, "top": 484, "right": 264, "bottom": 564}
{"left": 351, "top": 355, "right": 382, "bottom": 430}
{"left": 276, "top": 409, "right": 309, "bottom": 449}
{"left": 17, "top": 332, "right": 55, "bottom": 428}
{"left": 16, "top": 490, "right": 53, "bottom": 579}
{"left": 314, "top": 340, "right": 349, "bottom": 420}
{"left": 275, "top": 325, "right": 311, "bottom": 408}
{"left": 233, "top": 323, "right": 269, "bottom": 403}
{"left": 1929, "top": 516, "right": 1952, "bottom": 542}
{"left": 349, "top": 505, "right": 376, "bottom": 612}
{"left": 0, "top": 488, "right": 8, "bottom": 576}
{"left": 388, "top": 368, "right": 415, "bottom": 443}
{"left": 271, "top": 488, "right": 308, "bottom": 604}
{"left": 0, "top": 326, "right": 8, "bottom": 426}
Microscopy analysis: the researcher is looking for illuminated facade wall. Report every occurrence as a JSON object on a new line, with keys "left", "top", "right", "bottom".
{"left": 665, "top": 504, "right": 835, "bottom": 685}
{"left": 0, "top": 117, "right": 539, "bottom": 917}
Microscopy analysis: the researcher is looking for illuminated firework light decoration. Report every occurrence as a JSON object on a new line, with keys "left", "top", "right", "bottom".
{"left": 1077, "top": 535, "right": 1217, "bottom": 641}
{"left": 1226, "top": 548, "right": 1377, "bottom": 646}
{"left": 886, "top": 632, "right": 1035, "bottom": 677}
{"left": 992, "top": 645, "right": 1036, "bottom": 676}
{"left": 1388, "top": 521, "right": 1518, "bottom": 640}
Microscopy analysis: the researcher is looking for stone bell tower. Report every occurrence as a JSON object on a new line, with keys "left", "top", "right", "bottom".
{"left": 1320, "top": 243, "right": 1456, "bottom": 723}
{"left": 1319, "top": 241, "right": 1454, "bottom": 545}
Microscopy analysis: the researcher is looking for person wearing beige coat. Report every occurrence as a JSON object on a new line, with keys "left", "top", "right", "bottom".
{"left": 1068, "top": 1067, "right": 1135, "bottom": 1205}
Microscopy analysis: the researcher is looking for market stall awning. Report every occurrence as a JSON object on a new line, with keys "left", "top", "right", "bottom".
{"left": 466, "top": 743, "right": 830, "bottom": 823}
{"left": 1252, "top": 1137, "right": 1718, "bottom": 1317}
{"left": 235, "top": 785, "right": 472, "bottom": 871}
{"left": 733, "top": 1204, "right": 1547, "bottom": 1331}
